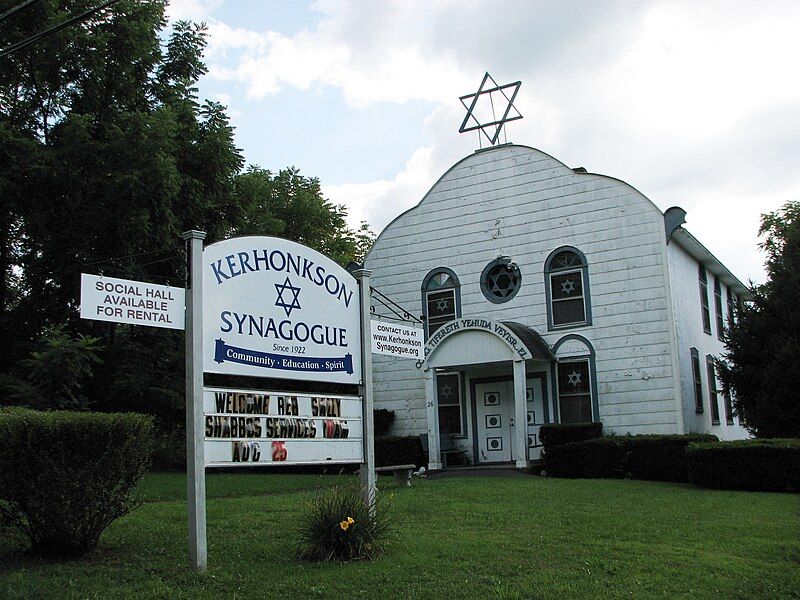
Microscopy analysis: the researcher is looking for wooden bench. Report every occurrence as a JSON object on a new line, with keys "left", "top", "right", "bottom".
{"left": 375, "top": 464, "right": 416, "bottom": 487}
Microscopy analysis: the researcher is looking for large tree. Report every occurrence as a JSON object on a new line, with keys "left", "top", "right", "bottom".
{"left": 719, "top": 201, "right": 800, "bottom": 438}
{"left": 0, "top": 1, "right": 373, "bottom": 426}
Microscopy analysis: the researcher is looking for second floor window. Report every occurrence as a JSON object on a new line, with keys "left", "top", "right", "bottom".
{"left": 699, "top": 264, "right": 711, "bottom": 334}
{"left": 546, "top": 248, "right": 591, "bottom": 330}
{"left": 422, "top": 268, "right": 460, "bottom": 337}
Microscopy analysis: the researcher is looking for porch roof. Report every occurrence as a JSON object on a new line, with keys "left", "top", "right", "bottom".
{"left": 501, "top": 321, "right": 554, "bottom": 361}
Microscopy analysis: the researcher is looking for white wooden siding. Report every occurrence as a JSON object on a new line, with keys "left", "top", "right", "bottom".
{"left": 666, "top": 242, "right": 750, "bottom": 440}
{"left": 366, "top": 145, "right": 682, "bottom": 436}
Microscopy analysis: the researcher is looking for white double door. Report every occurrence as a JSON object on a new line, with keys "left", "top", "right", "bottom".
{"left": 475, "top": 375, "right": 547, "bottom": 463}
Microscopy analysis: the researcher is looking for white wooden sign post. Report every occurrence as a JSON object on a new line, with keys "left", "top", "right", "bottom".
{"left": 181, "top": 230, "right": 207, "bottom": 572}
{"left": 180, "top": 232, "right": 375, "bottom": 571}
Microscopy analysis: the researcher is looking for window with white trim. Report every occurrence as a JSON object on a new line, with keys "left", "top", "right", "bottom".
{"left": 546, "top": 248, "right": 591, "bottom": 329}
{"left": 699, "top": 264, "right": 711, "bottom": 334}
{"left": 422, "top": 269, "right": 460, "bottom": 337}
{"left": 714, "top": 277, "right": 724, "bottom": 340}
{"left": 556, "top": 359, "right": 592, "bottom": 423}
{"left": 436, "top": 372, "right": 463, "bottom": 436}
{"left": 706, "top": 355, "right": 720, "bottom": 424}
{"left": 691, "top": 348, "right": 703, "bottom": 413}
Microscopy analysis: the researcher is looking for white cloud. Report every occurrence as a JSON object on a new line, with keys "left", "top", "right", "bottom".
{"left": 198, "top": 0, "right": 800, "bottom": 283}
{"left": 165, "top": 0, "right": 223, "bottom": 21}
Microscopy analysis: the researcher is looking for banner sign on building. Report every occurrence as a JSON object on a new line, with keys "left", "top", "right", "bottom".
{"left": 202, "top": 237, "right": 362, "bottom": 384}
{"left": 203, "top": 387, "right": 363, "bottom": 467}
{"left": 370, "top": 320, "right": 423, "bottom": 360}
{"left": 80, "top": 273, "right": 185, "bottom": 330}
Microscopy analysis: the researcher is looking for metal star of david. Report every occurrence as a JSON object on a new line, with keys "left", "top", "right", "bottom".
{"left": 567, "top": 370, "right": 581, "bottom": 386}
{"left": 274, "top": 277, "right": 301, "bottom": 317}
{"left": 459, "top": 72, "right": 522, "bottom": 146}
{"left": 435, "top": 299, "right": 450, "bottom": 311}
{"left": 561, "top": 279, "right": 576, "bottom": 295}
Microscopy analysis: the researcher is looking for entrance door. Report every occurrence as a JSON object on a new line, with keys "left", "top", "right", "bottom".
{"left": 526, "top": 374, "right": 548, "bottom": 461}
{"left": 475, "top": 380, "right": 515, "bottom": 463}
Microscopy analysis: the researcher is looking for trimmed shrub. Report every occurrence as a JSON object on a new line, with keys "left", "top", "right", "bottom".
{"left": 374, "top": 436, "right": 425, "bottom": 468}
{"left": 296, "top": 483, "right": 394, "bottom": 561}
{"left": 0, "top": 408, "right": 154, "bottom": 556}
{"left": 542, "top": 437, "right": 626, "bottom": 478}
{"left": 624, "top": 434, "right": 718, "bottom": 482}
{"left": 539, "top": 422, "right": 603, "bottom": 448}
{"left": 687, "top": 438, "right": 800, "bottom": 492}
{"left": 373, "top": 409, "right": 395, "bottom": 436}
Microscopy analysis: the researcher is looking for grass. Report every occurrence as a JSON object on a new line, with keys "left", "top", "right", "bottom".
{"left": 0, "top": 472, "right": 798, "bottom": 599}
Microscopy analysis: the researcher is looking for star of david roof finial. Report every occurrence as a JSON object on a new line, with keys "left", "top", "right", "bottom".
{"left": 459, "top": 72, "right": 522, "bottom": 147}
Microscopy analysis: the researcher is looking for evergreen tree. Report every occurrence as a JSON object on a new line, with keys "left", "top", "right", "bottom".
{"left": 719, "top": 201, "right": 800, "bottom": 438}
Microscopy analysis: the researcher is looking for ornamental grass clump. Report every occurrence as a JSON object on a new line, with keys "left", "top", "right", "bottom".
{"left": 296, "top": 483, "right": 394, "bottom": 562}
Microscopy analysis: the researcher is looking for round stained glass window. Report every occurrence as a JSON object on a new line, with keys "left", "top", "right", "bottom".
{"left": 480, "top": 258, "right": 522, "bottom": 303}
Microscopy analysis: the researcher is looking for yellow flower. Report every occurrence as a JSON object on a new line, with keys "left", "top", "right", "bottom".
{"left": 339, "top": 520, "right": 350, "bottom": 531}
{"left": 347, "top": 517, "right": 354, "bottom": 524}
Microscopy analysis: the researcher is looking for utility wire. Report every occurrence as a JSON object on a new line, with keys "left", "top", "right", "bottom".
{"left": 0, "top": 0, "right": 40, "bottom": 25}
{"left": 84, "top": 245, "right": 182, "bottom": 267}
{"left": 0, "top": 0, "right": 120, "bottom": 59}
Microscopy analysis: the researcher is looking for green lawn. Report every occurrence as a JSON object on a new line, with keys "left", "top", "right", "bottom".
{"left": 1, "top": 472, "right": 798, "bottom": 599}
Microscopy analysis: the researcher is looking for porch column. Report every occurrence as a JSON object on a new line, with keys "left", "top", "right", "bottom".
{"left": 513, "top": 359, "right": 529, "bottom": 470}
{"left": 424, "top": 369, "right": 442, "bottom": 470}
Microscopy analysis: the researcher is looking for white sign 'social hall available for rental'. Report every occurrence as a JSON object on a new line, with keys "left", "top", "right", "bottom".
{"left": 80, "top": 273, "right": 185, "bottom": 330}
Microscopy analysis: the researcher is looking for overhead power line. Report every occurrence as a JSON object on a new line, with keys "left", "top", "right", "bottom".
{"left": 0, "top": 0, "right": 120, "bottom": 59}
{"left": 0, "top": 0, "right": 40, "bottom": 25}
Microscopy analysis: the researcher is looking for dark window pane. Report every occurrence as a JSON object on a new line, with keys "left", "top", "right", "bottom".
{"left": 438, "top": 406, "right": 461, "bottom": 435}
{"left": 559, "top": 395, "right": 592, "bottom": 423}
{"left": 706, "top": 357, "right": 720, "bottom": 423}
{"left": 551, "top": 251, "right": 583, "bottom": 270}
{"left": 553, "top": 298, "right": 585, "bottom": 325}
{"left": 551, "top": 271, "right": 583, "bottom": 300}
{"left": 691, "top": 348, "right": 703, "bottom": 412}
{"left": 558, "top": 361, "right": 590, "bottom": 395}
{"left": 714, "top": 278, "right": 724, "bottom": 338}
{"left": 723, "top": 391, "right": 733, "bottom": 424}
{"left": 427, "top": 290, "right": 455, "bottom": 318}
{"left": 726, "top": 287, "right": 735, "bottom": 325}
{"left": 699, "top": 266, "right": 711, "bottom": 333}
{"left": 436, "top": 373, "right": 460, "bottom": 406}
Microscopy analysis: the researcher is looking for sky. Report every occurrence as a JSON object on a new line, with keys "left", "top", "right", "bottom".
{"left": 167, "top": 0, "right": 800, "bottom": 284}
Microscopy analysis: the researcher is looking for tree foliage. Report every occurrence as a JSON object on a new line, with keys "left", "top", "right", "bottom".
{"left": 719, "top": 201, "right": 800, "bottom": 438}
{"left": 0, "top": 1, "right": 374, "bottom": 427}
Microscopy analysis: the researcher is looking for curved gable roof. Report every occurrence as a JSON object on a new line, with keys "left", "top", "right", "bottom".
{"left": 365, "top": 143, "right": 664, "bottom": 261}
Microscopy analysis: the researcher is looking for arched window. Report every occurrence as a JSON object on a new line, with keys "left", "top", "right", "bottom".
{"left": 545, "top": 247, "right": 592, "bottom": 330}
{"left": 421, "top": 268, "right": 461, "bottom": 337}
{"left": 553, "top": 335, "right": 598, "bottom": 423}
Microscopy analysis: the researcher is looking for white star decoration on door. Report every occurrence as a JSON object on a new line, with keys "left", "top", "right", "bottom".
{"left": 561, "top": 279, "right": 576, "bottom": 295}
{"left": 567, "top": 370, "right": 581, "bottom": 386}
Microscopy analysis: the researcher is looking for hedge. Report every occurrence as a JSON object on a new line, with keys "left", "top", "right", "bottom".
{"left": 0, "top": 408, "right": 154, "bottom": 556}
{"left": 539, "top": 422, "right": 603, "bottom": 448}
{"left": 542, "top": 437, "right": 627, "bottom": 478}
{"left": 624, "top": 434, "right": 718, "bottom": 482}
{"left": 543, "top": 434, "right": 719, "bottom": 482}
{"left": 374, "top": 435, "right": 425, "bottom": 468}
{"left": 687, "top": 438, "right": 800, "bottom": 492}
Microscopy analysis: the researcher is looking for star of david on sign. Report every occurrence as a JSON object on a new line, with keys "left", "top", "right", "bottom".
{"left": 274, "top": 277, "right": 301, "bottom": 317}
{"left": 459, "top": 72, "right": 523, "bottom": 146}
{"left": 567, "top": 370, "right": 581, "bottom": 387}
{"left": 561, "top": 278, "right": 576, "bottom": 295}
